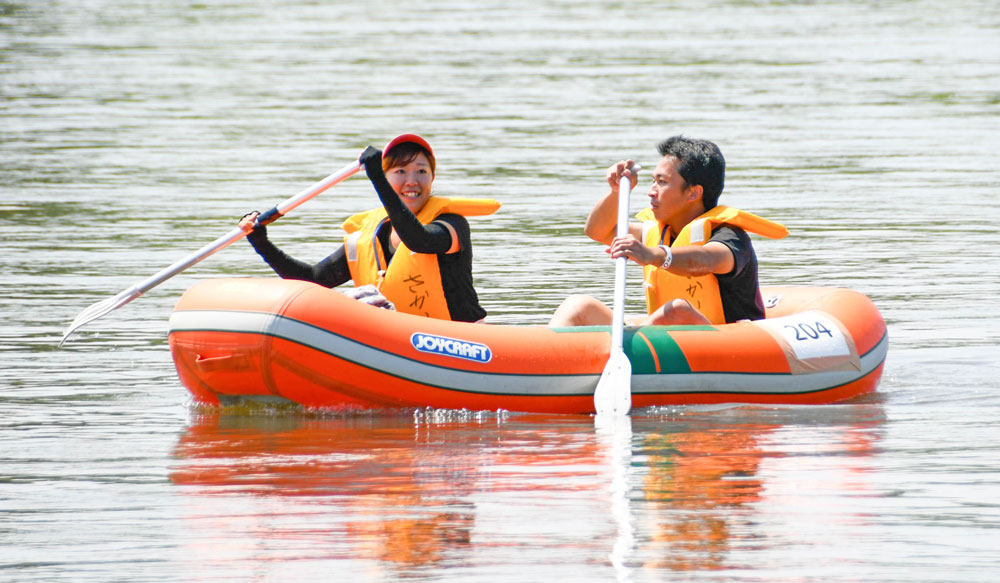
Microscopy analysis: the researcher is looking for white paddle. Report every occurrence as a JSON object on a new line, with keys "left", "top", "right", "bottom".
{"left": 593, "top": 167, "right": 637, "bottom": 416}
{"left": 59, "top": 160, "right": 362, "bottom": 346}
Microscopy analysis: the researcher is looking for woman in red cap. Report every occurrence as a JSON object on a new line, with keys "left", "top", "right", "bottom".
{"left": 239, "top": 135, "right": 499, "bottom": 322}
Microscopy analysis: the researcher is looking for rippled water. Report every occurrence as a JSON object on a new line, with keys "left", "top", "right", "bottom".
{"left": 3, "top": 0, "right": 999, "bottom": 581}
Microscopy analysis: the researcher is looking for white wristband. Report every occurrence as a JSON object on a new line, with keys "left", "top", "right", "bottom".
{"left": 657, "top": 244, "right": 673, "bottom": 270}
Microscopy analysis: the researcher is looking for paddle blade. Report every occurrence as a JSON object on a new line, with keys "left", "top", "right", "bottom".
{"left": 593, "top": 346, "right": 632, "bottom": 416}
{"left": 59, "top": 286, "right": 141, "bottom": 347}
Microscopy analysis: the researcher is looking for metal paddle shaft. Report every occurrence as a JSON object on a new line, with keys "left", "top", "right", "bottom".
{"left": 59, "top": 161, "right": 363, "bottom": 346}
{"left": 593, "top": 168, "right": 637, "bottom": 416}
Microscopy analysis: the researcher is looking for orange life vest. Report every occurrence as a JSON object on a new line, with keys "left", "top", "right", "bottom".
{"left": 342, "top": 196, "right": 500, "bottom": 320}
{"left": 638, "top": 205, "right": 788, "bottom": 324}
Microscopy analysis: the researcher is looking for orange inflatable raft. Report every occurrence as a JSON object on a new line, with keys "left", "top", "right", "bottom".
{"left": 168, "top": 278, "right": 887, "bottom": 414}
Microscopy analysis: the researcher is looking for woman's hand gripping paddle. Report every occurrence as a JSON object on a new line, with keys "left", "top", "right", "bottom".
{"left": 59, "top": 160, "right": 362, "bottom": 346}
{"left": 593, "top": 167, "right": 638, "bottom": 416}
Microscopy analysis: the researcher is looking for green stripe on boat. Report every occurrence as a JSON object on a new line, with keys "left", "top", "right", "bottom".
{"left": 626, "top": 327, "right": 694, "bottom": 375}
{"left": 551, "top": 325, "right": 711, "bottom": 375}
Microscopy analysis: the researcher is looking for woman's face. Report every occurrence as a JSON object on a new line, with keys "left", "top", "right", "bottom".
{"left": 385, "top": 151, "right": 434, "bottom": 213}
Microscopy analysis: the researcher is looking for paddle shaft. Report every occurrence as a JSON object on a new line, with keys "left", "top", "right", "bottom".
{"left": 608, "top": 173, "right": 631, "bottom": 351}
{"left": 60, "top": 160, "right": 362, "bottom": 345}
{"left": 133, "top": 160, "right": 362, "bottom": 297}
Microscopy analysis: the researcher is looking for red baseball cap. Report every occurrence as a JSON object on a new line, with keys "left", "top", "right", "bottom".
{"left": 383, "top": 133, "right": 434, "bottom": 158}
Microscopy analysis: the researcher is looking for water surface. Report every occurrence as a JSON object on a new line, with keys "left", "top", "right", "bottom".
{"left": 2, "top": 0, "right": 999, "bottom": 581}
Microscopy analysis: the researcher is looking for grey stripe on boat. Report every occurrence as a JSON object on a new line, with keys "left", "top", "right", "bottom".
{"left": 169, "top": 310, "right": 887, "bottom": 397}
{"left": 170, "top": 310, "right": 594, "bottom": 396}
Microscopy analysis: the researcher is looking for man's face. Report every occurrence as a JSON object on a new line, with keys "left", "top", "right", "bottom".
{"left": 648, "top": 156, "right": 694, "bottom": 224}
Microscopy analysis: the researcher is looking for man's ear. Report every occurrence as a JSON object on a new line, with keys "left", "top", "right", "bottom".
{"left": 686, "top": 184, "right": 704, "bottom": 203}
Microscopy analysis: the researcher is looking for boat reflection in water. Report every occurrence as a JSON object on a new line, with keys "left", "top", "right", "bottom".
{"left": 170, "top": 408, "right": 486, "bottom": 569}
{"left": 169, "top": 403, "right": 884, "bottom": 575}
{"left": 636, "top": 421, "right": 772, "bottom": 571}
{"left": 630, "top": 405, "right": 884, "bottom": 572}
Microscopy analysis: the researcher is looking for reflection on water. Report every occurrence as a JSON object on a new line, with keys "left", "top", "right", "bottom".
{"left": 168, "top": 404, "right": 885, "bottom": 577}
{"left": 171, "top": 409, "right": 606, "bottom": 574}
{"left": 635, "top": 406, "right": 885, "bottom": 574}
{"left": 172, "top": 411, "right": 479, "bottom": 571}
{"left": 639, "top": 424, "right": 771, "bottom": 571}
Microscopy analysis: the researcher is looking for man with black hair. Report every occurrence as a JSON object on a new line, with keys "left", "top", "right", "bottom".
{"left": 549, "top": 136, "right": 788, "bottom": 327}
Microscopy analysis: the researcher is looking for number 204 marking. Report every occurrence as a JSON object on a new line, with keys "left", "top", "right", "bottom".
{"left": 784, "top": 321, "right": 834, "bottom": 341}
{"left": 756, "top": 312, "right": 851, "bottom": 361}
